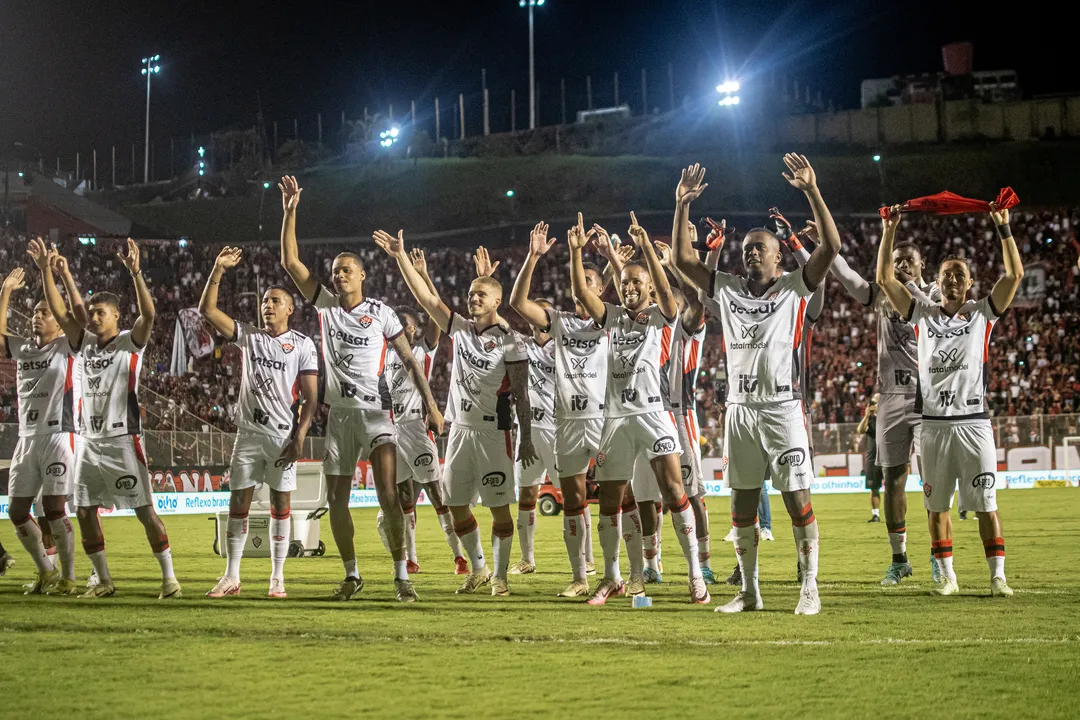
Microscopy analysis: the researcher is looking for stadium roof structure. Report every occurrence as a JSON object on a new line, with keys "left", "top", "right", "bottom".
{"left": 24, "top": 172, "right": 132, "bottom": 237}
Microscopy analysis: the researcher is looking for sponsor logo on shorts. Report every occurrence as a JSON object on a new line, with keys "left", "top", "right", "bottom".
{"left": 115, "top": 475, "right": 138, "bottom": 491}
{"left": 596, "top": 452, "right": 606, "bottom": 467}
{"left": 481, "top": 471, "right": 506, "bottom": 488}
{"left": 45, "top": 462, "right": 67, "bottom": 477}
{"left": 370, "top": 433, "right": 393, "bottom": 448}
{"left": 414, "top": 452, "right": 434, "bottom": 467}
{"left": 653, "top": 436, "right": 676, "bottom": 454}
{"left": 777, "top": 448, "right": 806, "bottom": 467}
{"left": 252, "top": 536, "right": 263, "bottom": 549}
{"left": 680, "top": 464, "right": 692, "bottom": 482}
{"left": 923, "top": 482, "right": 932, "bottom": 497}
{"left": 971, "top": 472, "right": 995, "bottom": 489}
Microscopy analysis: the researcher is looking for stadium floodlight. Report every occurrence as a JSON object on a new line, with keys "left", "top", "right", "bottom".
{"left": 518, "top": 0, "right": 545, "bottom": 130}
{"left": 506, "top": 190, "right": 515, "bottom": 198}
{"left": 717, "top": 96, "right": 740, "bottom": 107}
{"left": 263, "top": 181, "right": 271, "bottom": 189}
{"left": 379, "top": 127, "right": 401, "bottom": 149}
{"left": 873, "top": 154, "right": 882, "bottom": 162}
{"left": 140, "top": 54, "right": 162, "bottom": 185}
{"left": 17, "top": 172, "right": 24, "bottom": 178}
{"left": 715, "top": 81, "right": 741, "bottom": 94}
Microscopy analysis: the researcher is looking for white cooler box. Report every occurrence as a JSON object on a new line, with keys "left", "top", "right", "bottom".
{"left": 213, "top": 461, "right": 329, "bottom": 558}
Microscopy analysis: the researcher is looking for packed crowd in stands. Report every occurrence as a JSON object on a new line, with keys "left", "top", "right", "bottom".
{"left": 1, "top": 209, "right": 1078, "bottom": 443}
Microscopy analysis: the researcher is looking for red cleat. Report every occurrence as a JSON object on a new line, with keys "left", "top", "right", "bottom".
{"left": 406, "top": 560, "right": 420, "bottom": 574}
{"left": 454, "top": 557, "right": 469, "bottom": 575}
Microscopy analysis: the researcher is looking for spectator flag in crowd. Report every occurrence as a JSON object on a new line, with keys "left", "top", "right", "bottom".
{"left": 169, "top": 316, "right": 188, "bottom": 376}
{"left": 170, "top": 308, "right": 215, "bottom": 375}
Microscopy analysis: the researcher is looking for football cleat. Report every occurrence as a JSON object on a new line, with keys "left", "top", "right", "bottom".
{"left": 557, "top": 579, "right": 590, "bottom": 598}
{"left": 395, "top": 578, "right": 420, "bottom": 602}
{"left": 701, "top": 566, "right": 717, "bottom": 585}
{"left": 267, "top": 578, "right": 287, "bottom": 598}
{"left": 868, "top": 515, "right": 881, "bottom": 523}
{"left": 508, "top": 560, "right": 536, "bottom": 575}
{"left": 206, "top": 576, "right": 241, "bottom": 598}
{"left": 881, "top": 562, "right": 913, "bottom": 586}
{"left": 24, "top": 568, "right": 60, "bottom": 595}
{"left": 715, "top": 591, "right": 763, "bottom": 613}
{"left": 643, "top": 567, "right": 663, "bottom": 584}
{"left": 586, "top": 578, "right": 626, "bottom": 606}
{"left": 725, "top": 564, "right": 742, "bottom": 586}
{"left": 455, "top": 567, "right": 492, "bottom": 595}
{"left": 932, "top": 577, "right": 960, "bottom": 596}
{"left": 626, "top": 573, "right": 646, "bottom": 596}
{"left": 0, "top": 552, "right": 14, "bottom": 576}
{"left": 585, "top": 561, "right": 597, "bottom": 576}
{"left": 930, "top": 556, "right": 941, "bottom": 584}
{"left": 490, "top": 577, "right": 511, "bottom": 597}
{"left": 454, "top": 557, "right": 469, "bottom": 575}
{"left": 722, "top": 527, "right": 737, "bottom": 542}
{"left": 406, "top": 560, "right": 420, "bottom": 575}
{"left": 689, "top": 576, "right": 711, "bottom": 605}
{"left": 794, "top": 585, "right": 821, "bottom": 615}
{"left": 159, "top": 579, "right": 183, "bottom": 600}
{"left": 330, "top": 575, "right": 365, "bottom": 601}
{"left": 79, "top": 580, "right": 116, "bottom": 599}
{"left": 47, "top": 578, "right": 80, "bottom": 596}
{"left": 990, "top": 577, "right": 1014, "bottom": 598}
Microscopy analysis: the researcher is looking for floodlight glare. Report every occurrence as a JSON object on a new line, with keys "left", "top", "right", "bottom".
{"left": 389, "top": 127, "right": 400, "bottom": 138}
{"left": 716, "top": 81, "right": 741, "bottom": 94}
{"left": 873, "top": 154, "right": 882, "bottom": 162}
{"left": 506, "top": 190, "right": 515, "bottom": 198}
{"left": 263, "top": 181, "right": 271, "bottom": 189}
{"left": 717, "top": 96, "right": 740, "bottom": 107}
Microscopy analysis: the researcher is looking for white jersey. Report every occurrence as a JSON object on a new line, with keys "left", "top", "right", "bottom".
{"left": 232, "top": 322, "right": 319, "bottom": 439}
{"left": 680, "top": 322, "right": 707, "bottom": 412}
{"left": 312, "top": 286, "right": 402, "bottom": 411}
{"left": 665, "top": 321, "right": 706, "bottom": 412}
{"left": 548, "top": 308, "right": 607, "bottom": 420}
{"left": 386, "top": 340, "right": 438, "bottom": 423}
{"left": 702, "top": 269, "right": 815, "bottom": 406}
{"left": 869, "top": 280, "right": 941, "bottom": 396}
{"left": 7, "top": 334, "right": 80, "bottom": 438}
{"left": 911, "top": 296, "right": 1000, "bottom": 420}
{"left": 77, "top": 330, "right": 144, "bottom": 439}
{"left": 522, "top": 335, "right": 556, "bottom": 431}
{"left": 602, "top": 302, "right": 676, "bottom": 418}
{"left": 444, "top": 312, "right": 527, "bottom": 430}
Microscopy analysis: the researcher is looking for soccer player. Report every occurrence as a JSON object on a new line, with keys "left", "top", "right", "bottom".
{"left": 199, "top": 247, "right": 320, "bottom": 600}
{"left": 570, "top": 212, "right": 710, "bottom": 606}
{"left": 380, "top": 248, "right": 465, "bottom": 575}
{"left": 672, "top": 157, "right": 841, "bottom": 615}
{"left": 510, "top": 222, "right": 617, "bottom": 595}
{"left": 876, "top": 203, "right": 1021, "bottom": 597}
{"left": 31, "top": 236, "right": 181, "bottom": 600}
{"left": 0, "top": 264, "right": 81, "bottom": 594}
{"left": 856, "top": 395, "right": 883, "bottom": 522}
{"left": 373, "top": 229, "right": 536, "bottom": 597}
{"left": 278, "top": 176, "right": 443, "bottom": 602}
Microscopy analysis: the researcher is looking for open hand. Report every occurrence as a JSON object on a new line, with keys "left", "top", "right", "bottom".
{"left": 372, "top": 229, "right": 406, "bottom": 257}
{"left": 473, "top": 246, "right": 500, "bottom": 277}
{"left": 279, "top": 175, "right": 302, "bottom": 212}
{"left": 410, "top": 248, "right": 428, "bottom": 275}
{"left": 529, "top": 222, "right": 556, "bottom": 258}
{"left": 214, "top": 246, "right": 243, "bottom": 271}
{"left": 782, "top": 153, "right": 817, "bottom": 192}
{"left": 2, "top": 267, "right": 25, "bottom": 293}
{"left": 26, "top": 237, "right": 55, "bottom": 271}
{"left": 567, "top": 212, "right": 595, "bottom": 251}
{"left": 677, "top": 164, "right": 708, "bottom": 206}
{"left": 117, "top": 238, "right": 142, "bottom": 275}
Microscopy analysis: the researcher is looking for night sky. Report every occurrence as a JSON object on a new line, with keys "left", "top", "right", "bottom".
{"left": 1, "top": 0, "right": 1072, "bottom": 162}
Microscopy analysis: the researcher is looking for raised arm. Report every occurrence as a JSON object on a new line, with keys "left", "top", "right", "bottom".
{"left": 389, "top": 333, "right": 445, "bottom": 435}
{"left": 199, "top": 247, "right": 241, "bottom": 339}
{"left": 782, "top": 154, "right": 840, "bottom": 290}
{"left": 0, "top": 267, "right": 26, "bottom": 356}
{"left": 671, "top": 164, "right": 712, "bottom": 291}
{"left": 117, "top": 238, "right": 155, "bottom": 348}
{"left": 409, "top": 248, "right": 442, "bottom": 349}
{"left": 703, "top": 218, "right": 727, "bottom": 271}
{"left": 278, "top": 373, "right": 319, "bottom": 465}
{"left": 506, "top": 360, "right": 536, "bottom": 467}
{"left": 657, "top": 237, "right": 706, "bottom": 331}
{"left": 510, "top": 222, "right": 557, "bottom": 330}
{"left": 568, "top": 213, "right": 605, "bottom": 323}
{"left": 771, "top": 216, "right": 827, "bottom": 320}
{"left": 27, "top": 238, "right": 82, "bottom": 346}
{"left": 373, "top": 229, "right": 452, "bottom": 332}
{"left": 629, "top": 212, "right": 678, "bottom": 322}
{"left": 473, "top": 246, "right": 501, "bottom": 278}
{"left": 594, "top": 227, "right": 632, "bottom": 303}
{"left": 875, "top": 209, "right": 914, "bottom": 319}
{"left": 278, "top": 175, "right": 317, "bottom": 301}
{"left": 988, "top": 206, "right": 1025, "bottom": 314}
{"left": 52, "top": 253, "right": 87, "bottom": 327}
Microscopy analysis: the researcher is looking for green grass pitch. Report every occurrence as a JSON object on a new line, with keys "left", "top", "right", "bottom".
{"left": 2, "top": 489, "right": 1078, "bottom": 719}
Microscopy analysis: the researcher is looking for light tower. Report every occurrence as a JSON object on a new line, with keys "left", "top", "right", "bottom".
{"left": 140, "top": 55, "right": 161, "bottom": 184}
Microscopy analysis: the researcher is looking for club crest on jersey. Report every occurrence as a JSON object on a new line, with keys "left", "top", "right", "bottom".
{"left": 923, "top": 482, "right": 932, "bottom": 497}
{"left": 484, "top": 340, "right": 496, "bottom": 352}
{"left": 596, "top": 451, "right": 607, "bottom": 467}
{"left": 635, "top": 313, "right": 649, "bottom": 325}
{"left": 359, "top": 316, "right": 374, "bottom": 329}
{"left": 281, "top": 343, "right": 295, "bottom": 354}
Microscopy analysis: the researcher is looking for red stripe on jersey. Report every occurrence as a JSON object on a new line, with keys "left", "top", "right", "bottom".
{"left": 64, "top": 356, "right": 74, "bottom": 393}
{"left": 69, "top": 432, "right": 75, "bottom": 452}
{"left": 377, "top": 339, "right": 387, "bottom": 376}
{"left": 423, "top": 352, "right": 432, "bottom": 381}
{"left": 793, "top": 298, "right": 807, "bottom": 349}
{"left": 982, "top": 321, "right": 993, "bottom": 363}
{"left": 127, "top": 353, "right": 139, "bottom": 392}
{"left": 684, "top": 338, "right": 700, "bottom": 374}
{"left": 659, "top": 324, "right": 673, "bottom": 367}
{"left": 132, "top": 436, "right": 147, "bottom": 467}
{"left": 291, "top": 377, "right": 300, "bottom": 404}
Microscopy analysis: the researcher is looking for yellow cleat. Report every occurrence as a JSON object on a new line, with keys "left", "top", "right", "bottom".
{"left": 47, "top": 578, "right": 80, "bottom": 596}
{"left": 25, "top": 568, "right": 60, "bottom": 595}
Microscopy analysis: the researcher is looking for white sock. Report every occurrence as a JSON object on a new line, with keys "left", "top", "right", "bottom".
{"left": 457, "top": 522, "right": 486, "bottom": 572}
{"left": 939, "top": 554, "right": 956, "bottom": 582}
{"left": 623, "top": 507, "right": 644, "bottom": 577}
{"left": 987, "top": 555, "right": 1005, "bottom": 580}
{"left": 583, "top": 504, "right": 595, "bottom": 563}
{"left": 343, "top": 558, "right": 359, "bottom": 579}
{"left": 436, "top": 508, "right": 464, "bottom": 559}
{"left": 872, "top": 508, "right": 880, "bottom": 517}
{"left": 394, "top": 559, "right": 409, "bottom": 581}
{"left": 14, "top": 518, "right": 52, "bottom": 573}
{"left": 643, "top": 532, "right": 660, "bottom": 572}
{"left": 517, "top": 504, "right": 536, "bottom": 564}
{"left": 597, "top": 511, "right": 623, "bottom": 582}
{"left": 734, "top": 523, "right": 760, "bottom": 596}
{"left": 154, "top": 547, "right": 176, "bottom": 581}
{"left": 491, "top": 522, "right": 514, "bottom": 580}
{"left": 562, "top": 508, "right": 587, "bottom": 581}
{"left": 47, "top": 516, "right": 76, "bottom": 581}
{"left": 792, "top": 519, "right": 820, "bottom": 587}
{"left": 376, "top": 510, "right": 391, "bottom": 553}
{"left": 406, "top": 509, "right": 418, "bottom": 564}
{"left": 670, "top": 503, "right": 702, "bottom": 579}
{"left": 270, "top": 513, "right": 290, "bottom": 581}
{"left": 225, "top": 515, "right": 248, "bottom": 579}
{"left": 86, "top": 548, "right": 111, "bottom": 583}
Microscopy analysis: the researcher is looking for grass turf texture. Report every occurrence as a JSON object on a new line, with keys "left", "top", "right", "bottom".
{"left": 2, "top": 488, "right": 1077, "bottom": 719}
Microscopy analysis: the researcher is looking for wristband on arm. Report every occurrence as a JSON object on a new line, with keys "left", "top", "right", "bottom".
{"left": 768, "top": 207, "right": 802, "bottom": 252}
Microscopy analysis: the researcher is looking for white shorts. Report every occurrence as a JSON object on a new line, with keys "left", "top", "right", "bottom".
{"left": 322, "top": 407, "right": 397, "bottom": 476}
{"left": 876, "top": 393, "right": 922, "bottom": 468}
{"left": 595, "top": 411, "right": 681, "bottom": 483}
{"left": 724, "top": 400, "right": 813, "bottom": 493}
{"left": 630, "top": 451, "right": 661, "bottom": 503}
{"left": 554, "top": 417, "right": 603, "bottom": 478}
{"left": 74, "top": 436, "right": 153, "bottom": 510}
{"left": 229, "top": 432, "right": 297, "bottom": 493}
{"left": 8, "top": 433, "right": 79, "bottom": 498}
{"left": 920, "top": 419, "right": 998, "bottom": 514}
{"left": 395, "top": 420, "right": 441, "bottom": 486}
{"left": 680, "top": 410, "right": 705, "bottom": 498}
{"left": 516, "top": 425, "right": 558, "bottom": 487}
{"left": 442, "top": 425, "right": 516, "bottom": 508}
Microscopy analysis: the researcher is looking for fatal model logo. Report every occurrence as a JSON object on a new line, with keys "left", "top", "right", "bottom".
{"left": 88, "top": 376, "right": 103, "bottom": 390}
{"left": 618, "top": 355, "right": 635, "bottom": 369}
{"left": 570, "top": 356, "right": 589, "bottom": 370}
{"left": 971, "top": 472, "right": 996, "bottom": 489}
{"left": 115, "top": 475, "right": 138, "bottom": 491}
{"left": 741, "top": 324, "right": 759, "bottom": 339}
{"left": 653, "top": 436, "right": 676, "bottom": 454}
{"left": 358, "top": 315, "right": 373, "bottom": 329}
{"left": 414, "top": 452, "right": 434, "bottom": 467}
{"left": 333, "top": 353, "right": 354, "bottom": 370}
{"left": 777, "top": 447, "right": 806, "bottom": 467}
{"left": 481, "top": 471, "right": 506, "bottom": 488}
{"left": 254, "top": 373, "right": 275, "bottom": 393}
{"left": 938, "top": 348, "right": 962, "bottom": 364}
